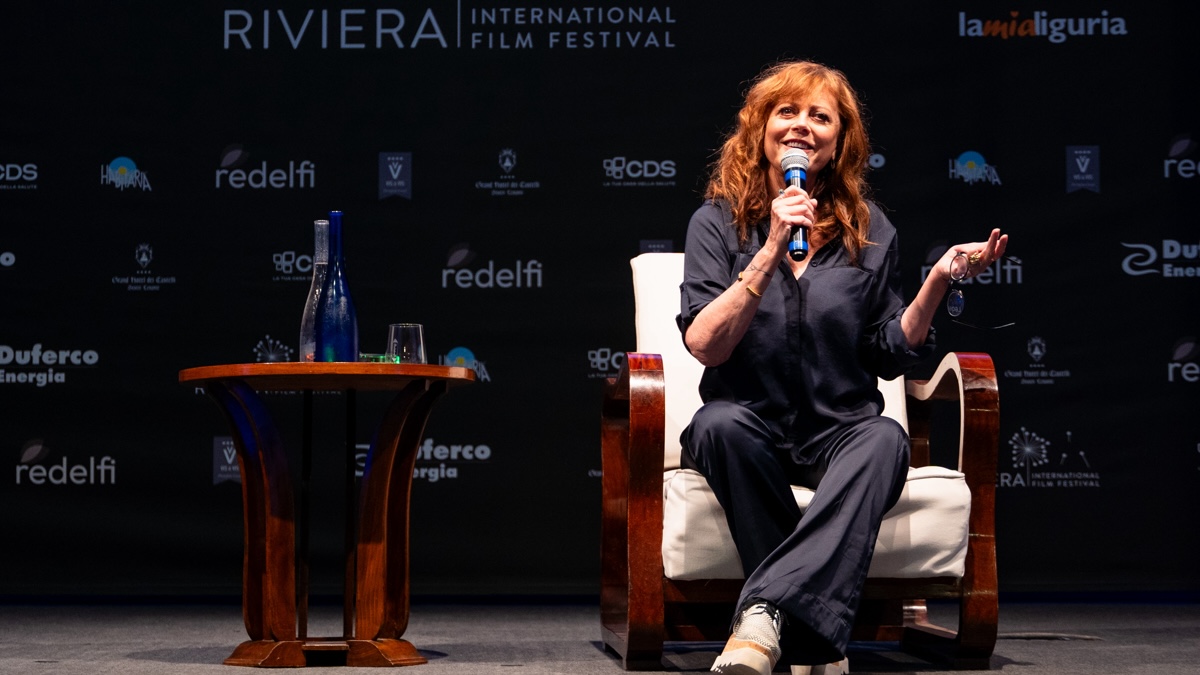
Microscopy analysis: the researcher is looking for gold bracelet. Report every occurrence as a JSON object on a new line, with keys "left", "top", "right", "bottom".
{"left": 737, "top": 271, "right": 764, "bottom": 298}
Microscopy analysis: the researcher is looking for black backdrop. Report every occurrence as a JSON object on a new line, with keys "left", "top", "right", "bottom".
{"left": 2, "top": 1, "right": 1198, "bottom": 598}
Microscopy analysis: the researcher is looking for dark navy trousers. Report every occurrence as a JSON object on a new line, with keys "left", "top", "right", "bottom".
{"left": 680, "top": 400, "right": 910, "bottom": 665}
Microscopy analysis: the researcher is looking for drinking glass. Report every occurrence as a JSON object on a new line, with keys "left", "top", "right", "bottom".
{"left": 386, "top": 323, "right": 426, "bottom": 364}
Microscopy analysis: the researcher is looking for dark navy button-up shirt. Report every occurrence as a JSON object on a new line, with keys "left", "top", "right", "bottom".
{"left": 677, "top": 199, "right": 935, "bottom": 458}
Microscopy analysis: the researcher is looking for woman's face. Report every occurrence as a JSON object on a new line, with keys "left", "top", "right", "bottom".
{"left": 762, "top": 89, "right": 841, "bottom": 190}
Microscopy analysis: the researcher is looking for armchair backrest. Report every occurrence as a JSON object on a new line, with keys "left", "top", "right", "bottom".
{"left": 631, "top": 252, "right": 908, "bottom": 471}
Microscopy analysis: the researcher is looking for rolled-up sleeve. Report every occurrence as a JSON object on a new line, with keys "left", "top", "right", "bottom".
{"left": 860, "top": 215, "right": 936, "bottom": 380}
{"left": 677, "top": 202, "right": 737, "bottom": 336}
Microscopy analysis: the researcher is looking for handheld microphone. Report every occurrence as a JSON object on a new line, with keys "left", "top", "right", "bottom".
{"left": 781, "top": 149, "right": 810, "bottom": 261}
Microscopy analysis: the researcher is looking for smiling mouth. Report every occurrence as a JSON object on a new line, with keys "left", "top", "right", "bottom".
{"left": 784, "top": 141, "right": 812, "bottom": 152}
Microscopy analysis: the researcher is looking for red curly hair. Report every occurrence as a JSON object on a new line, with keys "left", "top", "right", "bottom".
{"left": 706, "top": 61, "right": 874, "bottom": 262}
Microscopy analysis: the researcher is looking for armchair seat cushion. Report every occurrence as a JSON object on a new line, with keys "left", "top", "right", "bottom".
{"left": 662, "top": 465, "right": 971, "bottom": 581}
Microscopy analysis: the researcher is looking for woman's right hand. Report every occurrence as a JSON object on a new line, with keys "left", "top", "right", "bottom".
{"left": 769, "top": 185, "right": 819, "bottom": 253}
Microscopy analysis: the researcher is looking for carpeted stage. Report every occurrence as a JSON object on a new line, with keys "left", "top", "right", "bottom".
{"left": 0, "top": 599, "right": 1196, "bottom": 674}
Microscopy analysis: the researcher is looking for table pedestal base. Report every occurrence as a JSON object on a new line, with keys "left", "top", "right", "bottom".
{"left": 225, "top": 638, "right": 427, "bottom": 668}
{"left": 348, "top": 640, "right": 427, "bottom": 667}
{"left": 179, "top": 364, "right": 474, "bottom": 669}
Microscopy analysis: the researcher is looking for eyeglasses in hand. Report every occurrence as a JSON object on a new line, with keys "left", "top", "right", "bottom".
{"left": 946, "top": 253, "right": 1020, "bottom": 330}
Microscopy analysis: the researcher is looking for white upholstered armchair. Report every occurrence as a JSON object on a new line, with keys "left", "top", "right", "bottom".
{"left": 600, "top": 252, "right": 999, "bottom": 670}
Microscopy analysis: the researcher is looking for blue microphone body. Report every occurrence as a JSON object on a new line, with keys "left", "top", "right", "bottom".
{"left": 781, "top": 150, "right": 811, "bottom": 261}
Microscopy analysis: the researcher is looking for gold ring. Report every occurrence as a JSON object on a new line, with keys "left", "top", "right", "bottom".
{"left": 968, "top": 251, "right": 983, "bottom": 265}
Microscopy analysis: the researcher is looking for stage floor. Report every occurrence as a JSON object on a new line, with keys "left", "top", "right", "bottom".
{"left": 0, "top": 600, "right": 1196, "bottom": 674}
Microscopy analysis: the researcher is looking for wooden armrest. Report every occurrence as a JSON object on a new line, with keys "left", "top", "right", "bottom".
{"left": 905, "top": 351, "right": 999, "bottom": 482}
{"left": 905, "top": 350, "right": 999, "bottom": 556}
{"left": 601, "top": 351, "right": 666, "bottom": 524}
{"left": 602, "top": 352, "right": 667, "bottom": 474}
{"left": 601, "top": 353, "right": 666, "bottom": 654}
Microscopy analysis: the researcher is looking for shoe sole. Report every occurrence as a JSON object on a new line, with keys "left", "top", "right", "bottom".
{"left": 711, "top": 644, "right": 775, "bottom": 675}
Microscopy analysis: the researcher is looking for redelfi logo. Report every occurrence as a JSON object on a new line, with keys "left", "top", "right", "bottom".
{"left": 1168, "top": 337, "right": 1199, "bottom": 383}
{"left": 15, "top": 439, "right": 117, "bottom": 486}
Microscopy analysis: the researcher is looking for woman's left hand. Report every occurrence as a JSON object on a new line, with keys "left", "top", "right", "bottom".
{"left": 939, "top": 228, "right": 1009, "bottom": 282}
{"left": 901, "top": 228, "right": 1011, "bottom": 349}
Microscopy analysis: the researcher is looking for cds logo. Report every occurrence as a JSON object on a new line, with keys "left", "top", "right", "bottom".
{"left": 252, "top": 335, "right": 295, "bottom": 362}
{"left": 949, "top": 151, "right": 1000, "bottom": 185}
{"left": 215, "top": 145, "right": 315, "bottom": 189}
{"left": 603, "top": 157, "right": 677, "bottom": 180}
{"left": 0, "top": 344, "right": 99, "bottom": 387}
{"left": 1168, "top": 337, "right": 1200, "bottom": 383}
{"left": 1164, "top": 134, "right": 1198, "bottom": 178}
{"left": 1120, "top": 240, "right": 1200, "bottom": 277}
{"left": 101, "top": 156, "right": 152, "bottom": 191}
{"left": 272, "top": 250, "right": 313, "bottom": 275}
{"left": 588, "top": 348, "right": 625, "bottom": 378}
{"left": 2, "top": 163, "right": 37, "bottom": 180}
{"left": 1, "top": 163, "right": 37, "bottom": 190}
{"left": 15, "top": 439, "right": 117, "bottom": 486}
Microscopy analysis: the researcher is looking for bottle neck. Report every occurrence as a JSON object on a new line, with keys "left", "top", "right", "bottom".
{"left": 328, "top": 212, "right": 344, "bottom": 263}
{"left": 312, "top": 220, "right": 329, "bottom": 265}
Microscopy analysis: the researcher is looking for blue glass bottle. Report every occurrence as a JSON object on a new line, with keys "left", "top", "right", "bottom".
{"left": 313, "top": 210, "right": 358, "bottom": 362}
